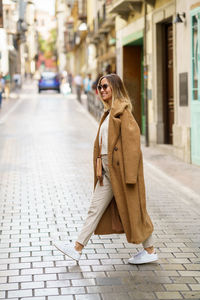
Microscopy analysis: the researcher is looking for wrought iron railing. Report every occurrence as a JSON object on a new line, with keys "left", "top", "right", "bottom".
{"left": 87, "top": 91, "right": 104, "bottom": 122}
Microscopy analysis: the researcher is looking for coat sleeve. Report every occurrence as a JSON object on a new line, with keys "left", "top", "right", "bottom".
{"left": 121, "top": 109, "right": 141, "bottom": 184}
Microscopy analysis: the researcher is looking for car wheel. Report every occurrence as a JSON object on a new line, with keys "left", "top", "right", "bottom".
{"left": 57, "top": 89, "right": 60, "bottom": 93}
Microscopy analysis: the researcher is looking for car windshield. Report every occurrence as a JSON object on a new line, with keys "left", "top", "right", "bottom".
{"left": 41, "top": 72, "right": 56, "bottom": 79}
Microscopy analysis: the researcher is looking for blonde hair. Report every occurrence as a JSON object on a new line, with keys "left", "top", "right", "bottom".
{"left": 98, "top": 73, "right": 132, "bottom": 112}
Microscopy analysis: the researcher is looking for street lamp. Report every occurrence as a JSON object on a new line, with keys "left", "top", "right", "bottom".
{"left": 174, "top": 13, "right": 186, "bottom": 24}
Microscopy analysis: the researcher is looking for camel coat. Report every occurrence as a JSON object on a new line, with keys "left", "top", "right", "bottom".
{"left": 93, "top": 100, "right": 154, "bottom": 244}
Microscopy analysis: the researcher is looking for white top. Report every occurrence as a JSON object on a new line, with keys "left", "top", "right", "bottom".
{"left": 99, "top": 113, "right": 109, "bottom": 155}
{"left": 74, "top": 75, "right": 82, "bottom": 86}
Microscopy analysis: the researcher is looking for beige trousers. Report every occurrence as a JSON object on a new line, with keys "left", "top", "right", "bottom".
{"left": 77, "top": 155, "right": 153, "bottom": 247}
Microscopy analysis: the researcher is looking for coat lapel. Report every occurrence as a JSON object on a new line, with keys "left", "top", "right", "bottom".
{"left": 94, "top": 101, "right": 127, "bottom": 155}
{"left": 94, "top": 111, "right": 109, "bottom": 154}
{"left": 108, "top": 100, "right": 127, "bottom": 153}
{"left": 108, "top": 114, "right": 121, "bottom": 154}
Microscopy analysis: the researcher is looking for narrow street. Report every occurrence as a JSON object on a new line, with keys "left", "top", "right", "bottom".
{"left": 0, "top": 82, "right": 200, "bottom": 300}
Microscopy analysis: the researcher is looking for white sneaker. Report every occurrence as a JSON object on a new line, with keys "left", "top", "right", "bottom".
{"left": 54, "top": 241, "right": 81, "bottom": 261}
{"left": 128, "top": 249, "right": 158, "bottom": 264}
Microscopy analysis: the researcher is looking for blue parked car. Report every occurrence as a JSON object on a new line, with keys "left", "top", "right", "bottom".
{"left": 38, "top": 72, "right": 60, "bottom": 93}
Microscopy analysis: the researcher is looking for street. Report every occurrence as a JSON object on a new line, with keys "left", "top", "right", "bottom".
{"left": 0, "top": 82, "right": 200, "bottom": 300}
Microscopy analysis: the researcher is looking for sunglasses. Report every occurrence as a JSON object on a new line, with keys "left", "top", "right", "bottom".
{"left": 97, "top": 83, "right": 109, "bottom": 91}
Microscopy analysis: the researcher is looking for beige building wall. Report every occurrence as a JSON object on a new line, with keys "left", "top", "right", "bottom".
{"left": 55, "top": 0, "right": 68, "bottom": 73}
{"left": 87, "top": 0, "right": 96, "bottom": 29}
{"left": 25, "top": 1, "right": 37, "bottom": 75}
{"left": 150, "top": 1, "right": 175, "bottom": 145}
{"left": 173, "top": 0, "right": 200, "bottom": 163}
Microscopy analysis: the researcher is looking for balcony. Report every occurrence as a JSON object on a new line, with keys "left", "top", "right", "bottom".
{"left": 89, "top": 3, "right": 115, "bottom": 44}
{"left": 107, "top": 0, "right": 143, "bottom": 20}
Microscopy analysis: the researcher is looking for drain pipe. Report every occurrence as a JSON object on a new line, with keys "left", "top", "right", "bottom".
{"left": 143, "top": 1, "right": 149, "bottom": 147}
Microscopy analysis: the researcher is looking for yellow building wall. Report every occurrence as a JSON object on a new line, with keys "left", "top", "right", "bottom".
{"left": 115, "top": 0, "right": 173, "bottom": 32}
{"left": 87, "top": 0, "right": 95, "bottom": 30}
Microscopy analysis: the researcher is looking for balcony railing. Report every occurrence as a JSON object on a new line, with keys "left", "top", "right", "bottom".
{"left": 107, "top": 0, "right": 143, "bottom": 19}
{"left": 89, "top": 2, "right": 115, "bottom": 42}
{"left": 107, "top": 0, "right": 155, "bottom": 18}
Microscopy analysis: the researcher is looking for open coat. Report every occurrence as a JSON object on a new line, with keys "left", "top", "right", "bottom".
{"left": 93, "top": 100, "right": 154, "bottom": 244}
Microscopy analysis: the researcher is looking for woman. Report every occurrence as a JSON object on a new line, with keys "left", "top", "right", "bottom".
{"left": 54, "top": 74, "right": 158, "bottom": 264}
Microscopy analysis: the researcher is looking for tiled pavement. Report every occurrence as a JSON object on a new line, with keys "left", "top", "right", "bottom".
{"left": 0, "top": 83, "right": 200, "bottom": 300}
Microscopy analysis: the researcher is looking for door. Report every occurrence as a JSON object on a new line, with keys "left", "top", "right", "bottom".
{"left": 165, "top": 24, "right": 174, "bottom": 144}
{"left": 191, "top": 9, "right": 200, "bottom": 165}
{"left": 123, "top": 45, "right": 143, "bottom": 131}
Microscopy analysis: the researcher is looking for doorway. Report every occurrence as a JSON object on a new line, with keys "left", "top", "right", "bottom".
{"left": 123, "top": 41, "right": 144, "bottom": 134}
{"left": 156, "top": 20, "right": 174, "bottom": 144}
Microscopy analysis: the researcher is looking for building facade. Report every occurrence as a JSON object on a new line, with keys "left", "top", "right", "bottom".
{"left": 25, "top": 0, "right": 37, "bottom": 77}
{"left": 59, "top": 0, "right": 200, "bottom": 167}
{"left": 106, "top": 0, "right": 200, "bottom": 166}
{"left": 55, "top": 0, "right": 70, "bottom": 73}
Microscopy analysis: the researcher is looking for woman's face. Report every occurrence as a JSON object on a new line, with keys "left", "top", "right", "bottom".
{"left": 98, "top": 78, "right": 112, "bottom": 105}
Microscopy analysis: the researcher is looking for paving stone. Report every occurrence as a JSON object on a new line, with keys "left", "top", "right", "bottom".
{"left": 32, "top": 261, "right": 54, "bottom": 268}
{"left": 48, "top": 296, "right": 73, "bottom": 300}
{"left": 170, "top": 277, "right": 197, "bottom": 284}
{"left": 91, "top": 265, "right": 115, "bottom": 272}
{"left": 82, "top": 272, "right": 106, "bottom": 278}
{"left": 8, "top": 289, "right": 33, "bottom": 298}
{"left": 21, "top": 281, "right": 45, "bottom": 289}
{"left": 75, "top": 295, "right": 101, "bottom": 300}
{"left": 46, "top": 280, "right": 70, "bottom": 288}
{"left": 58, "top": 272, "right": 82, "bottom": 280}
{"left": 21, "top": 268, "right": 43, "bottom": 275}
{"left": 102, "top": 293, "right": 131, "bottom": 300}
{"left": 162, "top": 264, "right": 186, "bottom": 270}
{"left": 188, "top": 284, "right": 200, "bottom": 291}
{"left": 0, "top": 277, "right": 7, "bottom": 284}
{"left": 21, "top": 298, "right": 45, "bottom": 300}
{"left": 96, "top": 277, "right": 122, "bottom": 286}
{"left": 71, "top": 279, "right": 96, "bottom": 286}
{"left": 86, "top": 286, "right": 113, "bottom": 293}
{"left": 34, "top": 274, "right": 57, "bottom": 281}
{"left": 178, "top": 271, "right": 200, "bottom": 277}
{"left": 155, "top": 270, "right": 180, "bottom": 276}
{"left": 0, "top": 270, "right": 19, "bottom": 276}
{"left": 9, "top": 262, "right": 31, "bottom": 269}
{"left": 0, "top": 291, "right": 5, "bottom": 299}
{"left": 106, "top": 271, "right": 131, "bottom": 278}
{"left": 164, "top": 284, "right": 190, "bottom": 291}
{"left": 61, "top": 287, "right": 85, "bottom": 294}
{"left": 0, "top": 283, "right": 18, "bottom": 290}
{"left": 181, "top": 291, "right": 200, "bottom": 299}
{"left": 184, "top": 264, "right": 200, "bottom": 271}
{"left": 78, "top": 259, "right": 100, "bottom": 266}
{"left": 21, "top": 256, "right": 42, "bottom": 262}
{"left": 155, "top": 291, "right": 183, "bottom": 299}
{"left": 34, "top": 288, "right": 59, "bottom": 296}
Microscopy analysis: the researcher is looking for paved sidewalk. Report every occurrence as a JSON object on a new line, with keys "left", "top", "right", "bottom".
{"left": 142, "top": 146, "right": 200, "bottom": 204}
{"left": 0, "top": 81, "right": 33, "bottom": 124}
{"left": 0, "top": 85, "right": 199, "bottom": 300}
